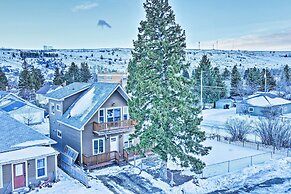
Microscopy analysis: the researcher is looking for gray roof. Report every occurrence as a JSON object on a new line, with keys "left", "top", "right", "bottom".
{"left": 46, "top": 82, "right": 91, "bottom": 100}
{"left": 36, "top": 82, "right": 59, "bottom": 95}
{"left": 59, "top": 82, "right": 127, "bottom": 129}
{"left": 0, "top": 111, "right": 55, "bottom": 153}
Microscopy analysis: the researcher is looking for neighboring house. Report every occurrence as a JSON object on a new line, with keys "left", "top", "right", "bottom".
{"left": 36, "top": 82, "right": 60, "bottom": 107}
{"left": 0, "top": 111, "right": 58, "bottom": 193}
{"left": 215, "top": 99, "right": 234, "bottom": 109}
{"left": 236, "top": 93, "right": 291, "bottom": 116}
{"left": 46, "top": 82, "right": 135, "bottom": 168}
{"left": 97, "top": 72, "right": 128, "bottom": 89}
{"left": 0, "top": 92, "right": 45, "bottom": 125}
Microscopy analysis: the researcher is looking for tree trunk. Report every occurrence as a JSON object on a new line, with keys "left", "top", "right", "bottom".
{"left": 160, "top": 160, "right": 167, "bottom": 180}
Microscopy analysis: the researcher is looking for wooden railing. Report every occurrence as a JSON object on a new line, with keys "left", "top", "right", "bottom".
{"left": 93, "top": 119, "right": 136, "bottom": 132}
{"left": 83, "top": 151, "right": 119, "bottom": 167}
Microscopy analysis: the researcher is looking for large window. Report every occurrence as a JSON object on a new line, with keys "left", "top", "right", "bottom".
{"left": 99, "top": 109, "right": 105, "bottom": 123}
{"left": 0, "top": 165, "right": 2, "bottom": 188}
{"left": 93, "top": 138, "right": 105, "bottom": 155}
{"left": 36, "top": 158, "right": 47, "bottom": 179}
{"left": 107, "top": 108, "right": 121, "bottom": 122}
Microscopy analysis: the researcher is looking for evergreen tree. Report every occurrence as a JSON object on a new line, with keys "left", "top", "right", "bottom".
{"left": 53, "top": 67, "right": 64, "bottom": 85}
{"left": 18, "top": 60, "right": 30, "bottom": 90}
{"left": 230, "top": 65, "right": 243, "bottom": 96}
{"left": 182, "top": 69, "right": 190, "bottom": 79}
{"left": 245, "top": 67, "right": 261, "bottom": 95}
{"left": 283, "top": 64, "right": 290, "bottom": 85}
{"left": 259, "top": 68, "right": 276, "bottom": 92}
{"left": 0, "top": 66, "right": 8, "bottom": 90}
{"left": 79, "top": 62, "right": 91, "bottom": 82}
{"left": 65, "top": 62, "right": 80, "bottom": 84}
{"left": 213, "top": 67, "right": 227, "bottom": 99}
{"left": 222, "top": 67, "right": 230, "bottom": 80}
{"left": 127, "top": 0, "right": 210, "bottom": 179}
{"left": 30, "top": 67, "right": 44, "bottom": 90}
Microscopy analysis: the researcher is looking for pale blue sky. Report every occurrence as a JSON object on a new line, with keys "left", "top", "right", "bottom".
{"left": 0, "top": 0, "right": 291, "bottom": 50}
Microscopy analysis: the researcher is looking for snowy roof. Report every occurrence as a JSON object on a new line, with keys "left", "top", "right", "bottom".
{"left": 245, "top": 93, "right": 291, "bottom": 107}
{"left": 216, "top": 98, "right": 234, "bottom": 103}
{"left": 59, "top": 82, "right": 128, "bottom": 130}
{"left": 0, "top": 111, "right": 55, "bottom": 153}
{"left": 0, "top": 146, "right": 58, "bottom": 165}
{"left": 46, "top": 82, "right": 91, "bottom": 100}
{"left": 0, "top": 91, "right": 8, "bottom": 98}
{"left": 36, "top": 82, "right": 59, "bottom": 95}
{"left": 0, "top": 93, "right": 44, "bottom": 113}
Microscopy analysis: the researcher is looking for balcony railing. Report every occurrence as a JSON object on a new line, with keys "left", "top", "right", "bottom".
{"left": 93, "top": 119, "right": 136, "bottom": 134}
{"left": 83, "top": 151, "right": 120, "bottom": 167}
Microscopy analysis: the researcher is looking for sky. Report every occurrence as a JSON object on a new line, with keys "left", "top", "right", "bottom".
{"left": 0, "top": 0, "right": 291, "bottom": 51}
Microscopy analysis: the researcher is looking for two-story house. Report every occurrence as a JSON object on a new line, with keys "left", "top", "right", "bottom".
{"left": 46, "top": 82, "right": 135, "bottom": 168}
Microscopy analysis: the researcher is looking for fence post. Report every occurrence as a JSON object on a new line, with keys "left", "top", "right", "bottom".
{"left": 227, "top": 161, "right": 230, "bottom": 173}
{"left": 257, "top": 143, "right": 259, "bottom": 150}
{"left": 250, "top": 156, "right": 253, "bottom": 166}
{"left": 271, "top": 152, "right": 273, "bottom": 159}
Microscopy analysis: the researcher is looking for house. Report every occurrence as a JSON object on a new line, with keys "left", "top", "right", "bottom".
{"left": 236, "top": 93, "right": 291, "bottom": 116}
{"left": 36, "top": 82, "right": 60, "bottom": 107}
{"left": 0, "top": 92, "right": 45, "bottom": 125}
{"left": 46, "top": 82, "right": 135, "bottom": 168}
{"left": 0, "top": 111, "right": 58, "bottom": 193}
{"left": 97, "top": 72, "right": 128, "bottom": 89}
{"left": 215, "top": 99, "right": 234, "bottom": 109}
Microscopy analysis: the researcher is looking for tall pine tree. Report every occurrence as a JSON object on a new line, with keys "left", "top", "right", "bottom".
{"left": 259, "top": 68, "right": 276, "bottom": 92}
{"left": 128, "top": 0, "right": 210, "bottom": 179}
{"left": 230, "top": 65, "right": 243, "bottom": 96}
{"left": 79, "top": 62, "right": 91, "bottom": 82}
{"left": 245, "top": 67, "right": 260, "bottom": 95}
{"left": 0, "top": 66, "right": 8, "bottom": 90}
{"left": 30, "top": 66, "right": 44, "bottom": 90}
{"left": 53, "top": 67, "right": 64, "bottom": 85}
{"left": 65, "top": 62, "right": 80, "bottom": 84}
{"left": 18, "top": 60, "right": 30, "bottom": 90}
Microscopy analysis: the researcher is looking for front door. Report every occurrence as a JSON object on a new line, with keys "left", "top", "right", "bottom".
{"left": 13, "top": 163, "right": 26, "bottom": 189}
{"left": 110, "top": 136, "right": 119, "bottom": 152}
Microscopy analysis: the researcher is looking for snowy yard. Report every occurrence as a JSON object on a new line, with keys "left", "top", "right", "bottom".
{"left": 31, "top": 157, "right": 291, "bottom": 194}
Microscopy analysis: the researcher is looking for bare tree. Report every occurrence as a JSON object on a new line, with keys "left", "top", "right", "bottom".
{"left": 225, "top": 116, "right": 252, "bottom": 141}
{"left": 255, "top": 117, "right": 291, "bottom": 148}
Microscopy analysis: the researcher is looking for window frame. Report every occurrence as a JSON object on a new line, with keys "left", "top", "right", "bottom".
{"left": 57, "top": 130, "right": 62, "bottom": 139}
{"left": 92, "top": 138, "right": 105, "bottom": 155}
{"left": 35, "top": 157, "right": 47, "bottom": 179}
{"left": 56, "top": 104, "right": 61, "bottom": 112}
{"left": 123, "top": 106, "right": 129, "bottom": 120}
{"left": 123, "top": 134, "right": 133, "bottom": 149}
{"left": 248, "top": 107, "right": 254, "bottom": 113}
{"left": 51, "top": 103, "right": 55, "bottom": 115}
{"left": 106, "top": 107, "right": 122, "bottom": 122}
{"left": 98, "top": 108, "right": 105, "bottom": 123}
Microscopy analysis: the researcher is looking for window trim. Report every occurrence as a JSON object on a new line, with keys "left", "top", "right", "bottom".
{"left": 35, "top": 157, "right": 47, "bottom": 179}
{"left": 248, "top": 107, "right": 254, "bottom": 113}
{"left": 92, "top": 138, "right": 105, "bottom": 155}
{"left": 106, "top": 107, "right": 122, "bottom": 122}
{"left": 123, "top": 106, "right": 129, "bottom": 120}
{"left": 56, "top": 104, "right": 61, "bottom": 112}
{"left": 98, "top": 108, "right": 105, "bottom": 123}
{"left": 0, "top": 165, "right": 3, "bottom": 188}
{"left": 57, "top": 130, "right": 62, "bottom": 139}
{"left": 123, "top": 134, "right": 133, "bottom": 149}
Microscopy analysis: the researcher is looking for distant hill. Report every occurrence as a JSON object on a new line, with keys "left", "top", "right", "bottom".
{"left": 0, "top": 48, "right": 291, "bottom": 85}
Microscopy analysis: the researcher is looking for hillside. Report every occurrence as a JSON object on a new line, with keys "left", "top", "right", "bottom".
{"left": 1, "top": 48, "right": 291, "bottom": 85}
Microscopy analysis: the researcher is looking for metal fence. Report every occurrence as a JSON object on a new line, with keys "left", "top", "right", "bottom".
{"left": 201, "top": 152, "right": 272, "bottom": 178}
{"left": 207, "top": 134, "right": 291, "bottom": 157}
{"left": 59, "top": 153, "right": 90, "bottom": 187}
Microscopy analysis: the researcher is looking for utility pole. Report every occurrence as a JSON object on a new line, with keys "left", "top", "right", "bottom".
{"left": 198, "top": 41, "right": 201, "bottom": 50}
{"left": 200, "top": 70, "right": 203, "bottom": 110}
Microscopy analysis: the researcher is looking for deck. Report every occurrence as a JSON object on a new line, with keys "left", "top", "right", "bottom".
{"left": 93, "top": 119, "right": 136, "bottom": 135}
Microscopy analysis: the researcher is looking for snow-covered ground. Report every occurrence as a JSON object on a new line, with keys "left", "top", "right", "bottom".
{"left": 32, "top": 157, "right": 291, "bottom": 194}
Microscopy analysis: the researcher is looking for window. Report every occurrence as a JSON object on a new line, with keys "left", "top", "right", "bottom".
{"left": 36, "top": 158, "right": 47, "bottom": 179}
{"left": 248, "top": 107, "right": 254, "bottom": 112}
{"left": 57, "top": 130, "right": 62, "bottom": 139}
{"left": 56, "top": 104, "right": 60, "bottom": 111}
{"left": 0, "top": 165, "right": 2, "bottom": 188}
{"left": 123, "top": 134, "right": 133, "bottom": 149}
{"left": 93, "top": 138, "right": 105, "bottom": 155}
{"left": 51, "top": 103, "right": 55, "bottom": 114}
{"left": 107, "top": 108, "right": 121, "bottom": 122}
{"left": 123, "top": 106, "right": 129, "bottom": 120}
{"left": 99, "top": 109, "right": 105, "bottom": 123}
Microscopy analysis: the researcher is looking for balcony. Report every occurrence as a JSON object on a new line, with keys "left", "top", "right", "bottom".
{"left": 93, "top": 119, "right": 136, "bottom": 135}
{"left": 83, "top": 151, "right": 120, "bottom": 169}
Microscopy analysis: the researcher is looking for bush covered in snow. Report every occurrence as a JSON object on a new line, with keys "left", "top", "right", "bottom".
{"left": 225, "top": 116, "right": 253, "bottom": 141}
{"left": 255, "top": 117, "right": 291, "bottom": 148}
